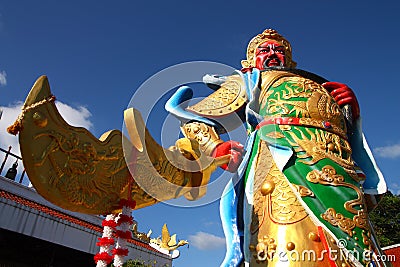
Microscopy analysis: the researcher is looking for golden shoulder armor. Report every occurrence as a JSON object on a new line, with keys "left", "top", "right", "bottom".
{"left": 186, "top": 74, "right": 247, "bottom": 117}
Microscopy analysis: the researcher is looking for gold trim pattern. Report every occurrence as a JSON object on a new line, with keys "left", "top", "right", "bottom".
{"left": 180, "top": 121, "right": 223, "bottom": 155}
{"left": 298, "top": 118, "right": 347, "bottom": 140}
{"left": 306, "top": 165, "right": 364, "bottom": 215}
{"left": 306, "top": 165, "right": 370, "bottom": 244}
{"left": 251, "top": 141, "right": 308, "bottom": 235}
{"left": 322, "top": 208, "right": 357, "bottom": 236}
{"left": 186, "top": 74, "right": 247, "bottom": 117}
{"left": 321, "top": 208, "right": 368, "bottom": 236}
{"left": 285, "top": 127, "right": 357, "bottom": 179}
{"left": 259, "top": 71, "right": 298, "bottom": 103}
{"left": 248, "top": 143, "right": 352, "bottom": 266}
{"left": 265, "top": 131, "right": 285, "bottom": 139}
{"left": 294, "top": 184, "right": 315, "bottom": 197}
{"left": 260, "top": 74, "right": 347, "bottom": 139}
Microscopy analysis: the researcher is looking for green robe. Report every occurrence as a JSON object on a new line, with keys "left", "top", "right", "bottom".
{"left": 241, "top": 70, "right": 385, "bottom": 266}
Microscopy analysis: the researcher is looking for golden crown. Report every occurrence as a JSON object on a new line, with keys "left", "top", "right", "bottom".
{"left": 241, "top": 29, "right": 297, "bottom": 68}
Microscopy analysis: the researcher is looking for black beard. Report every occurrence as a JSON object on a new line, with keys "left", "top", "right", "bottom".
{"left": 263, "top": 57, "right": 283, "bottom": 69}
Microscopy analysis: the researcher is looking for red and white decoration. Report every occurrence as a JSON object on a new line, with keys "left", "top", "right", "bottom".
{"left": 94, "top": 199, "right": 136, "bottom": 267}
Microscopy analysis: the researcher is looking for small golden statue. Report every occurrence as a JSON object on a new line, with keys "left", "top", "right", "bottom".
{"left": 131, "top": 221, "right": 152, "bottom": 243}
{"left": 150, "top": 224, "right": 189, "bottom": 259}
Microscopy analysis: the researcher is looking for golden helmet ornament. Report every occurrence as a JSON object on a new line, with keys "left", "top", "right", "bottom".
{"left": 241, "top": 29, "right": 297, "bottom": 69}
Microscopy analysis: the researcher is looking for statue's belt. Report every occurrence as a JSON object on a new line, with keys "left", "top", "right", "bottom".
{"left": 256, "top": 116, "right": 347, "bottom": 140}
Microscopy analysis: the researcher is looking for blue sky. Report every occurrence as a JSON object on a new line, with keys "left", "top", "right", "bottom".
{"left": 1, "top": 1, "right": 400, "bottom": 266}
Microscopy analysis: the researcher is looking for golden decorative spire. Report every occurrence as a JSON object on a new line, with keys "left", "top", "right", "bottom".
{"left": 150, "top": 224, "right": 189, "bottom": 252}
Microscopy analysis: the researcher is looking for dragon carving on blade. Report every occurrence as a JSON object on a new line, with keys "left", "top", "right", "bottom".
{"left": 9, "top": 76, "right": 224, "bottom": 214}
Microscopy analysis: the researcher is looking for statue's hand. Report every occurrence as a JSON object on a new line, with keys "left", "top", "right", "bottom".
{"left": 322, "top": 81, "right": 360, "bottom": 120}
{"left": 212, "top": 141, "right": 244, "bottom": 173}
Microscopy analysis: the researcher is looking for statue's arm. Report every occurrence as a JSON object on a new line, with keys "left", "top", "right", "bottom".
{"left": 180, "top": 121, "right": 224, "bottom": 156}
{"left": 322, "top": 81, "right": 387, "bottom": 209}
{"left": 179, "top": 121, "right": 244, "bottom": 173}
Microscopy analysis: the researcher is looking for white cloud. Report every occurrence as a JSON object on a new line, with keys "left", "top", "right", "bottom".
{"left": 55, "top": 102, "right": 93, "bottom": 130}
{"left": 188, "top": 231, "right": 225, "bottom": 250}
{"left": 203, "top": 221, "right": 220, "bottom": 227}
{"left": 0, "top": 103, "right": 23, "bottom": 178}
{"left": 373, "top": 144, "right": 400, "bottom": 159}
{"left": 0, "top": 101, "right": 93, "bottom": 184}
{"left": 388, "top": 183, "right": 400, "bottom": 196}
{"left": 0, "top": 71, "right": 7, "bottom": 86}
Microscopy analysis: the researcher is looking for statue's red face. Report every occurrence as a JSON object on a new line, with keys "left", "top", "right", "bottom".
{"left": 255, "top": 41, "right": 286, "bottom": 69}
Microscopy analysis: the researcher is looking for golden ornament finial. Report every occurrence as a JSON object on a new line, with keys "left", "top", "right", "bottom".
{"left": 150, "top": 224, "right": 189, "bottom": 251}
{"left": 241, "top": 28, "right": 297, "bottom": 69}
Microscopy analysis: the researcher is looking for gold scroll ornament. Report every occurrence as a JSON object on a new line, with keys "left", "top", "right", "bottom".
{"left": 12, "top": 76, "right": 228, "bottom": 215}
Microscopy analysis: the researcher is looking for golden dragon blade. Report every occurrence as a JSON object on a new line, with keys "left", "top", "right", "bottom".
{"left": 10, "top": 76, "right": 224, "bottom": 215}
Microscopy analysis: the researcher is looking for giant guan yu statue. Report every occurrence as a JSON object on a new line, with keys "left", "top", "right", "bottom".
{"left": 8, "top": 29, "right": 391, "bottom": 266}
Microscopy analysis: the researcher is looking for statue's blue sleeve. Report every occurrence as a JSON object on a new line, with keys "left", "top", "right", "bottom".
{"left": 350, "top": 118, "right": 387, "bottom": 194}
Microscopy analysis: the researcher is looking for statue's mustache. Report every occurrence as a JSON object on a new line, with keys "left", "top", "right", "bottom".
{"left": 263, "top": 56, "right": 283, "bottom": 68}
